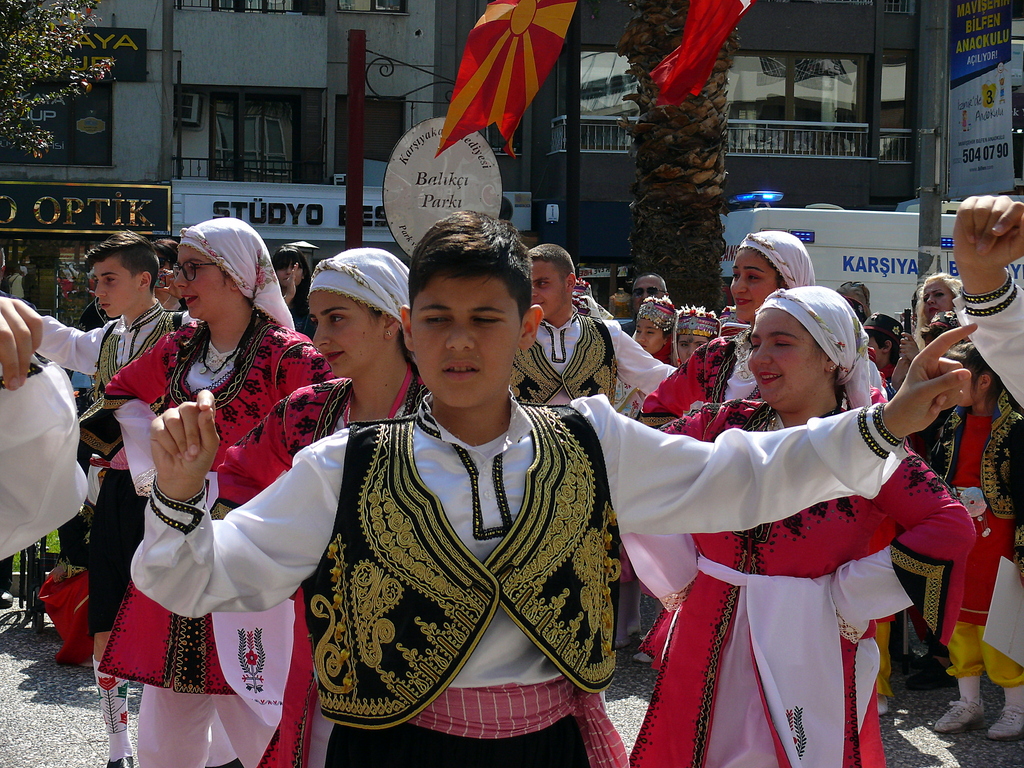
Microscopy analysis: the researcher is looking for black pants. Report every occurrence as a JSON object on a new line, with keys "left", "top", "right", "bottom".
{"left": 326, "top": 716, "right": 590, "bottom": 768}
{"left": 88, "top": 468, "right": 147, "bottom": 634}
{"left": 0, "top": 555, "right": 12, "bottom": 593}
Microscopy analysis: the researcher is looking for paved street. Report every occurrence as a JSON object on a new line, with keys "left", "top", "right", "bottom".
{"left": 1, "top": 596, "right": 1022, "bottom": 767}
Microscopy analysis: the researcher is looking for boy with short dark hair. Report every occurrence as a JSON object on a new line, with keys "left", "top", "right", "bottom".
{"left": 85, "top": 230, "right": 161, "bottom": 290}
{"left": 0, "top": 230, "right": 182, "bottom": 768}
{"left": 137, "top": 211, "right": 968, "bottom": 768}
{"left": 518, "top": 243, "right": 673, "bottom": 407}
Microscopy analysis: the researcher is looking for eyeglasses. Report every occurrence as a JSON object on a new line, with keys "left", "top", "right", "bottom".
{"left": 172, "top": 261, "right": 219, "bottom": 281}
{"left": 632, "top": 286, "right": 663, "bottom": 297}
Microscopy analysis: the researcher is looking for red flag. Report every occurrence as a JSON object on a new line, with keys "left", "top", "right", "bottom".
{"left": 651, "top": 0, "right": 756, "bottom": 105}
{"left": 437, "top": 0, "right": 577, "bottom": 157}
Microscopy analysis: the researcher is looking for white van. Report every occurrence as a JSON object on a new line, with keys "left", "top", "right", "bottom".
{"left": 721, "top": 207, "right": 1024, "bottom": 318}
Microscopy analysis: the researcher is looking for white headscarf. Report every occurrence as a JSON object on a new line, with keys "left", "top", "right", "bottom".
{"left": 179, "top": 218, "right": 293, "bottom": 329}
{"left": 739, "top": 231, "right": 816, "bottom": 289}
{"left": 310, "top": 248, "right": 409, "bottom": 321}
{"left": 757, "top": 285, "right": 873, "bottom": 409}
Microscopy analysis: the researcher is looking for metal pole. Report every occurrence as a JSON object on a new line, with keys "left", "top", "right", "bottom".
{"left": 916, "top": 0, "right": 948, "bottom": 283}
{"left": 346, "top": 29, "right": 366, "bottom": 250}
{"left": 175, "top": 59, "right": 183, "bottom": 180}
{"left": 160, "top": 0, "right": 174, "bottom": 182}
{"left": 565, "top": 7, "right": 581, "bottom": 261}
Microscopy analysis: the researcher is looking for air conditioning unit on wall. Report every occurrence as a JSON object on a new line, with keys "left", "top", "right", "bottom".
{"left": 177, "top": 93, "right": 204, "bottom": 129}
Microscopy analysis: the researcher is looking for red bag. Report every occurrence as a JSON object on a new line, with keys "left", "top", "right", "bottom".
{"left": 38, "top": 571, "right": 92, "bottom": 665}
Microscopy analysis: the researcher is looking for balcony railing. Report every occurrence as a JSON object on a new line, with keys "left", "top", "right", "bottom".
{"left": 176, "top": 0, "right": 315, "bottom": 12}
{"left": 879, "top": 128, "right": 913, "bottom": 164}
{"left": 549, "top": 115, "right": 633, "bottom": 154}
{"left": 728, "top": 120, "right": 870, "bottom": 159}
{"left": 173, "top": 157, "right": 325, "bottom": 184}
{"left": 550, "top": 116, "right": 880, "bottom": 161}
{"left": 884, "top": 0, "right": 915, "bottom": 12}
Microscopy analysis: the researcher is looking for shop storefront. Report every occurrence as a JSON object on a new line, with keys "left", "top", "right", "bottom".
{"left": 172, "top": 179, "right": 398, "bottom": 265}
{"left": 0, "top": 181, "right": 171, "bottom": 324}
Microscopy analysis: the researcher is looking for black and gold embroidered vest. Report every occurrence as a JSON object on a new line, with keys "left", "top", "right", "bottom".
{"left": 932, "top": 390, "right": 1024, "bottom": 519}
{"left": 511, "top": 314, "right": 617, "bottom": 404}
{"left": 303, "top": 405, "right": 620, "bottom": 728}
{"left": 79, "top": 308, "right": 182, "bottom": 458}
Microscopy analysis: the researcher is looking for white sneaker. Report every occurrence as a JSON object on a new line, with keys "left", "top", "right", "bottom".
{"left": 934, "top": 699, "right": 986, "bottom": 734}
{"left": 987, "top": 705, "right": 1024, "bottom": 741}
{"left": 877, "top": 695, "right": 888, "bottom": 716}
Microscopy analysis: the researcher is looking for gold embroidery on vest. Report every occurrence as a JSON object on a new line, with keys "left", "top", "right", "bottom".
{"left": 312, "top": 421, "right": 497, "bottom": 724}
{"left": 511, "top": 316, "right": 616, "bottom": 403}
{"left": 487, "top": 408, "right": 618, "bottom": 689}
{"left": 351, "top": 561, "right": 401, "bottom": 668}
{"left": 983, "top": 393, "right": 1019, "bottom": 518}
{"left": 890, "top": 547, "right": 945, "bottom": 633}
{"left": 939, "top": 392, "right": 1021, "bottom": 519}
{"left": 311, "top": 535, "right": 358, "bottom": 696}
{"left": 310, "top": 409, "right": 618, "bottom": 725}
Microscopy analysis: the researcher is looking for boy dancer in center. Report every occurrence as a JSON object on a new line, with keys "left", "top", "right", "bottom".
{"left": 135, "top": 212, "right": 971, "bottom": 768}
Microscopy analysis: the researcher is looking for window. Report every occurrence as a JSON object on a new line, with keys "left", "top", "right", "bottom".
{"left": 0, "top": 84, "right": 112, "bottom": 166}
{"left": 335, "top": 96, "right": 405, "bottom": 174}
{"left": 729, "top": 53, "right": 863, "bottom": 123}
{"left": 580, "top": 51, "right": 638, "bottom": 117}
{"left": 338, "top": 0, "right": 406, "bottom": 11}
{"left": 880, "top": 52, "right": 910, "bottom": 129}
{"left": 212, "top": 96, "right": 298, "bottom": 181}
{"left": 175, "top": 88, "right": 322, "bottom": 182}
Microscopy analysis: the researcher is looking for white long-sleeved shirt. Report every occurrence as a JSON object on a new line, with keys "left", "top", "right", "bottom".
{"left": 36, "top": 302, "right": 181, "bottom": 375}
{"left": 955, "top": 279, "right": 1024, "bottom": 403}
{"left": 0, "top": 362, "right": 87, "bottom": 558}
{"left": 537, "top": 315, "right": 675, "bottom": 405}
{"left": 134, "top": 394, "right": 904, "bottom": 689}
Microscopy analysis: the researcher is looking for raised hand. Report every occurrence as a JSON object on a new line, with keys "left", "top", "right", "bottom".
{"left": 882, "top": 325, "right": 975, "bottom": 438}
{"left": 954, "top": 195, "right": 1024, "bottom": 293}
{"left": 151, "top": 389, "right": 220, "bottom": 501}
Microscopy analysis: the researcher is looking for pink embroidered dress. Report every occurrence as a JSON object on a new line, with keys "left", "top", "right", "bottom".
{"left": 639, "top": 333, "right": 754, "bottom": 426}
{"left": 628, "top": 401, "right": 974, "bottom": 768}
{"left": 98, "top": 313, "right": 330, "bottom": 694}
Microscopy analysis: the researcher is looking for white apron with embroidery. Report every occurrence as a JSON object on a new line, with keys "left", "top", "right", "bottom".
{"left": 205, "top": 473, "right": 293, "bottom": 726}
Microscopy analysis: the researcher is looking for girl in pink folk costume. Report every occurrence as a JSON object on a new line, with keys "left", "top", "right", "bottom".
{"left": 626, "top": 286, "right": 974, "bottom": 768}
{"left": 641, "top": 231, "right": 815, "bottom": 426}
{"left": 216, "top": 249, "right": 426, "bottom": 768}
{"left": 99, "top": 218, "right": 331, "bottom": 768}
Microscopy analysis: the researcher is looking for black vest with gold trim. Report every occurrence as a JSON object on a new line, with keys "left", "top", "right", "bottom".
{"left": 931, "top": 390, "right": 1024, "bottom": 520}
{"left": 79, "top": 308, "right": 182, "bottom": 459}
{"left": 303, "top": 405, "right": 620, "bottom": 729}
{"left": 511, "top": 314, "right": 617, "bottom": 404}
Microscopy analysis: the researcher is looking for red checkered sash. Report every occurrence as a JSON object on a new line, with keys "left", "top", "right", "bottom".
{"left": 409, "top": 677, "right": 627, "bottom": 767}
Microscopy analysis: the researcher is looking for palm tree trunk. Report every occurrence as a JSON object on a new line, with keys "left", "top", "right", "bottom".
{"left": 617, "top": 0, "right": 737, "bottom": 310}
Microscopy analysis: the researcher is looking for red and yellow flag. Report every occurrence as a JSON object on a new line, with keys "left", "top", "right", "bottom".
{"left": 437, "top": 0, "right": 577, "bottom": 157}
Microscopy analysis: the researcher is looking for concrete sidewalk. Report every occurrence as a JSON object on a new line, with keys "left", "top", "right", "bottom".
{"left": 1, "top": 597, "right": 1021, "bottom": 767}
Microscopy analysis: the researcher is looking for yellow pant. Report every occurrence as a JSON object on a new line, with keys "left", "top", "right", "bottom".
{"left": 876, "top": 620, "right": 893, "bottom": 697}
{"left": 947, "top": 621, "right": 1024, "bottom": 687}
